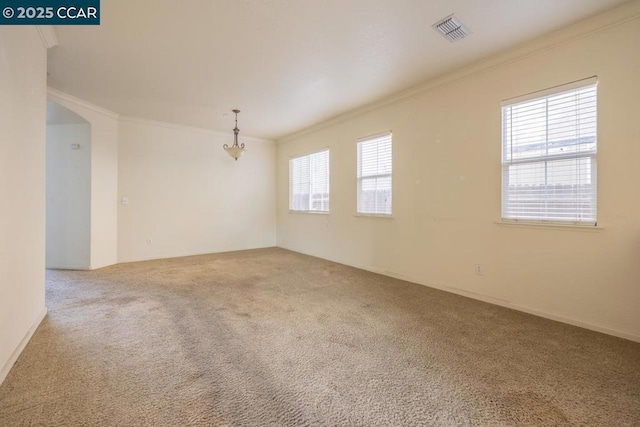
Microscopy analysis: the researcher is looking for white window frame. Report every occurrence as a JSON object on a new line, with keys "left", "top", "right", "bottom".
{"left": 356, "top": 131, "right": 393, "bottom": 217}
{"left": 501, "top": 77, "right": 598, "bottom": 226}
{"left": 289, "top": 148, "right": 330, "bottom": 213}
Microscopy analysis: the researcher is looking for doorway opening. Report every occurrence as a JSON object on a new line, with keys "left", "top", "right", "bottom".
{"left": 45, "top": 101, "right": 91, "bottom": 270}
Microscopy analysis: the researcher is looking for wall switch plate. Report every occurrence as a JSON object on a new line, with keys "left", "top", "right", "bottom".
{"left": 475, "top": 264, "right": 484, "bottom": 275}
{"left": 121, "top": 197, "right": 129, "bottom": 205}
{"left": 146, "top": 238, "right": 152, "bottom": 245}
{"left": 70, "top": 143, "right": 80, "bottom": 149}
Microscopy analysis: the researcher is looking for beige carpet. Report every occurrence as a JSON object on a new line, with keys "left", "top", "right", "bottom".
{"left": 0, "top": 248, "right": 638, "bottom": 426}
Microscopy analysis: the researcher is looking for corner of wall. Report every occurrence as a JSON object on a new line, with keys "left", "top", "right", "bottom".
{"left": 0, "top": 308, "right": 47, "bottom": 386}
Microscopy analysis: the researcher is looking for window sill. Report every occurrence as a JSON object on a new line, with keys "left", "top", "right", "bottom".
{"left": 494, "top": 220, "right": 603, "bottom": 231}
{"left": 289, "top": 210, "right": 330, "bottom": 215}
{"left": 355, "top": 213, "right": 393, "bottom": 219}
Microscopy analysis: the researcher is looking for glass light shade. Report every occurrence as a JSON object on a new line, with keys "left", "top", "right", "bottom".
{"left": 224, "top": 146, "right": 247, "bottom": 160}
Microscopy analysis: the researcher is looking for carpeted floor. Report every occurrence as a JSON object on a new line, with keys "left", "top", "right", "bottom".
{"left": 0, "top": 248, "right": 638, "bottom": 426}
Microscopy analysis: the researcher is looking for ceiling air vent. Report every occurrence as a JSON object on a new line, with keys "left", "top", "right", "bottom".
{"left": 432, "top": 14, "right": 471, "bottom": 42}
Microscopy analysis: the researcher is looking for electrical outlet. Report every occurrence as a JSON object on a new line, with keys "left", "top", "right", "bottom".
{"left": 474, "top": 264, "right": 484, "bottom": 276}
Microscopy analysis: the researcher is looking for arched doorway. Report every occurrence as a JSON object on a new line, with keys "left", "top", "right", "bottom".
{"left": 45, "top": 101, "right": 92, "bottom": 270}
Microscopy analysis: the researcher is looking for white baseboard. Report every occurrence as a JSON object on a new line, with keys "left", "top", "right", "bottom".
{"left": 45, "top": 264, "right": 90, "bottom": 270}
{"left": 277, "top": 245, "right": 640, "bottom": 343}
{"left": 48, "top": 261, "right": 118, "bottom": 271}
{"left": 0, "top": 307, "right": 47, "bottom": 386}
{"left": 117, "top": 245, "right": 277, "bottom": 264}
{"left": 89, "top": 260, "right": 118, "bottom": 270}
{"left": 421, "top": 280, "right": 640, "bottom": 343}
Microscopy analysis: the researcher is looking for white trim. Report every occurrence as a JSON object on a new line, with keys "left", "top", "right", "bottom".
{"left": 45, "top": 90, "right": 279, "bottom": 143}
{"left": 501, "top": 76, "right": 597, "bottom": 107}
{"left": 90, "top": 260, "right": 118, "bottom": 270}
{"left": 0, "top": 307, "right": 47, "bottom": 386}
{"left": 356, "top": 130, "right": 392, "bottom": 143}
{"left": 289, "top": 148, "right": 331, "bottom": 213}
{"left": 495, "top": 220, "right": 603, "bottom": 231}
{"left": 117, "top": 245, "right": 276, "bottom": 264}
{"left": 118, "top": 115, "right": 273, "bottom": 144}
{"left": 47, "top": 88, "right": 119, "bottom": 119}
{"left": 500, "top": 82, "right": 598, "bottom": 225}
{"left": 505, "top": 150, "right": 597, "bottom": 166}
{"left": 288, "top": 210, "right": 330, "bottom": 215}
{"left": 354, "top": 213, "right": 393, "bottom": 219}
{"left": 276, "top": 246, "right": 640, "bottom": 343}
{"left": 45, "top": 264, "right": 91, "bottom": 270}
{"left": 428, "top": 280, "right": 640, "bottom": 343}
{"left": 36, "top": 26, "right": 58, "bottom": 49}
{"left": 288, "top": 146, "right": 330, "bottom": 161}
{"left": 119, "top": 115, "right": 222, "bottom": 137}
{"left": 277, "top": 2, "right": 640, "bottom": 143}
{"left": 356, "top": 133, "right": 393, "bottom": 216}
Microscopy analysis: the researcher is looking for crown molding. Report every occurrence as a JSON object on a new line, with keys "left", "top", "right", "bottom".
{"left": 277, "top": 0, "right": 640, "bottom": 144}
{"left": 118, "top": 115, "right": 226, "bottom": 137}
{"left": 47, "top": 87, "right": 120, "bottom": 119}
{"left": 118, "top": 115, "right": 274, "bottom": 143}
{"left": 36, "top": 26, "right": 58, "bottom": 49}
{"left": 47, "top": 88, "right": 274, "bottom": 142}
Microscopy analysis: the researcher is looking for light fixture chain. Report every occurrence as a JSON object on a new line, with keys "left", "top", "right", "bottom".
{"left": 223, "top": 109, "right": 247, "bottom": 160}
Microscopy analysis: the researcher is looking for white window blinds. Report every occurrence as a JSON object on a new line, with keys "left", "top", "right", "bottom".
{"left": 289, "top": 149, "right": 330, "bottom": 212}
{"left": 501, "top": 78, "right": 597, "bottom": 225}
{"left": 357, "top": 132, "right": 392, "bottom": 215}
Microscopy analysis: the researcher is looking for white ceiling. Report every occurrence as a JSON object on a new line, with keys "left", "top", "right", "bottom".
{"left": 47, "top": 0, "right": 628, "bottom": 140}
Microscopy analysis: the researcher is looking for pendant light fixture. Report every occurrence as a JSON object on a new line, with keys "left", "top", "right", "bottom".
{"left": 223, "top": 109, "right": 247, "bottom": 160}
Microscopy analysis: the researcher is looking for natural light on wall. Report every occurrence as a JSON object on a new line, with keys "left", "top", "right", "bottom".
{"left": 501, "top": 77, "right": 597, "bottom": 225}
{"left": 289, "top": 149, "right": 330, "bottom": 212}
{"left": 357, "top": 132, "right": 392, "bottom": 215}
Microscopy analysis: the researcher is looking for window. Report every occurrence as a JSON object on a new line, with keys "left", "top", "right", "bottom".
{"left": 357, "top": 132, "right": 392, "bottom": 215}
{"left": 289, "top": 149, "right": 330, "bottom": 212}
{"left": 501, "top": 78, "right": 597, "bottom": 225}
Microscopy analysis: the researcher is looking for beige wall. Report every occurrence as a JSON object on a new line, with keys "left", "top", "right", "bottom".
{"left": 118, "top": 118, "right": 276, "bottom": 262}
{"left": 0, "top": 27, "right": 47, "bottom": 383}
{"left": 276, "top": 16, "right": 640, "bottom": 341}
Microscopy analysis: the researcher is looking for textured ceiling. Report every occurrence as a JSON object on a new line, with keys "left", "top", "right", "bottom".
{"left": 47, "top": 0, "right": 628, "bottom": 140}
